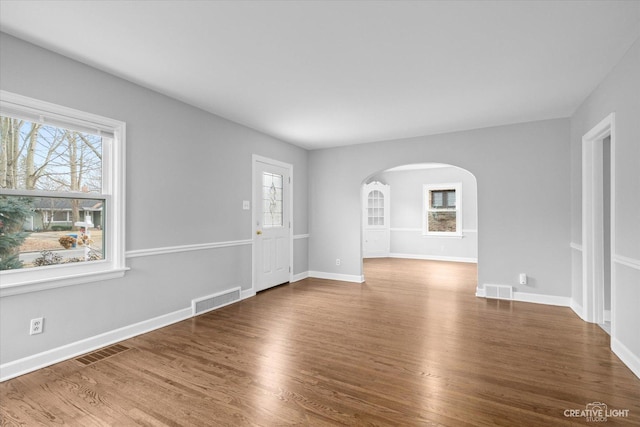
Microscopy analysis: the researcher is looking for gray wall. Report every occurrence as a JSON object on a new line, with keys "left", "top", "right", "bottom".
{"left": 309, "top": 118, "right": 571, "bottom": 295}
{"left": 370, "top": 166, "right": 478, "bottom": 261}
{"left": 570, "top": 38, "right": 640, "bottom": 366}
{"left": 0, "top": 33, "right": 309, "bottom": 364}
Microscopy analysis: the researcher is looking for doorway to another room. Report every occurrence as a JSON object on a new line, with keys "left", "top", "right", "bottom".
{"left": 581, "top": 114, "right": 615, "bottom": 335}
{"left": 361, "top": 163, "right": 478, "bottom": 289}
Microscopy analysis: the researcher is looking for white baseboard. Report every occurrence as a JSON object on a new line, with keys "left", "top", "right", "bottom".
{"left": 308, "top": 271, "right": 365, "bottom": 283}
{"left": 569, "top": 302, "right": 610, "bottom": 323}
{"left": 476, "top": 286, "right": 570, "bottom": 307}
{"left": 477, "top": 287, "right": 639, "bottom": 380}
{"left": 241, "top": 288, "right": 256, "bottom": 300}
{"left": 0, "top": 307, "right": 192, "bottom": 382}
{"left": 512, "top": 291, "right": 571, "bottom": 307}
{"left": 570, "top": 299, "right": 585, "bottom": 320}
{"left": 291, "top": 271, "right": 309, "bottom": 283}
{"left": 611, "top": 337, "right": 640, "bottom": 380}
{"left": 389, "top": 253, "right": 478, "bottom": 263}
{"left": 1, "top": 283, "right": 255, "bottom": 382}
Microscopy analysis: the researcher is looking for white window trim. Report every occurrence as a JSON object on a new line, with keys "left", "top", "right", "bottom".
{"left": 0, "top": 90, "right": 127, "bottom": 297}
{"left": 423, "top": 183, "right": 463, "bottom": 237}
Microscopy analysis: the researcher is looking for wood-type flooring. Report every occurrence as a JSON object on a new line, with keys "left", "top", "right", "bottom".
{"left": 1, "top": 258, "right": 639, "bottom": 426}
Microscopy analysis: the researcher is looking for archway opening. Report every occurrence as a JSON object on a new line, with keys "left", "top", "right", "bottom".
{"left": 360, "top": 162, "right": 479, "bottom": 291}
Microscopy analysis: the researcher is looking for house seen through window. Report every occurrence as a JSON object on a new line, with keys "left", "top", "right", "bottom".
{"left": 1, "top": 116, "right": 104, "bottom": 268}
{"left": 0, "top": 91, "right": 126, "bottom": 293}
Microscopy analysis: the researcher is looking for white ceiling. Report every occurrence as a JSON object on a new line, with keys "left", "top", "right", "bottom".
{"left": 1, "top": 1, "right": 638, "bottom": 150}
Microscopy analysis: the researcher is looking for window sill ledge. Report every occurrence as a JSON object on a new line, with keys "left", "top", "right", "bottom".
{"left": 0, "top": 267, "right": 129, "bottom": 297}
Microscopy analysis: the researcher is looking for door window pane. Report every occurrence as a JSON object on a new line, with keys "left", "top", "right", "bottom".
{"left": 263, "top": 172, "right": 283, "bottom": 228}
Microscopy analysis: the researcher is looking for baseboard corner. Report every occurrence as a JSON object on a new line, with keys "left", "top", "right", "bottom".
{"left": 240, "top": 288, "right": 256, "bottom": 300}
{"left": 569, "top": 299, "right": 585, "bottom": 320}
{"left": 291, "top": 271, "right": 309, "bottom": 283}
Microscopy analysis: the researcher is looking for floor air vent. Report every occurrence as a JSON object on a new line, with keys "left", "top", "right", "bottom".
{"left": 192, "top": 287, "right": 241, "bottom": 316}
{"left": 75, "top": 344, "right": 130, "bottom": 365}
{"left": 484, "top": 284, "right": 513, "bottom": 300}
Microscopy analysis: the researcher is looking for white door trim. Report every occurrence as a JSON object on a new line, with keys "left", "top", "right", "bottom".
{"left": 252, "top": 155, "right": 294, "bottom": 292}
{"left": 581, "top": 113, "right": 615, "bottom": 333}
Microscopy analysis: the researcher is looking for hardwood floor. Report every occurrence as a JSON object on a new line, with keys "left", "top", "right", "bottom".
{"left": 2, "top": 258, "right": 639, "bottom": 426}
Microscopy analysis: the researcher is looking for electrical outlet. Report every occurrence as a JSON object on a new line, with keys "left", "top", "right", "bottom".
{"left": 30, "top": 317, "right": 44, "bottom": 335}
{"left": 336, "top": 258, "right": 341, "bottom": 266}
{"left": 519, "top": 273, "right": 528, "bottom": 285}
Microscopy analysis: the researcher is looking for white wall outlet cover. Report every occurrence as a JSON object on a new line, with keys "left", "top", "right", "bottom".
{"left": 519, "top": 273, "right": 527, "bottom": 285}
{"left": 242, "top": 200, "right": 250, "bottom": 210}
{"left": 30, "top": 317, "right": 44, "bottom": 335}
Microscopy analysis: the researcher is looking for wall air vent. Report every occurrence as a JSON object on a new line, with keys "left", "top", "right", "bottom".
{"left": 484, "top": 284, "right": 513, "bottom": 300}
{"left": 192, "top": 287, "right": 241, "bottom": 316}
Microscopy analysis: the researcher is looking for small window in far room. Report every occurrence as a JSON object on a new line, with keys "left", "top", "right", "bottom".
{"left": 423, "top": 183, "right": 462, "bottom": 236}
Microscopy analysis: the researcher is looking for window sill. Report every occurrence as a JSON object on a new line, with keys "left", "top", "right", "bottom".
{"left": 422, "top": 233, "right": 464, "bottom": 239}
{"left": 0, "top": 267, "right": 129, "bottom": 297}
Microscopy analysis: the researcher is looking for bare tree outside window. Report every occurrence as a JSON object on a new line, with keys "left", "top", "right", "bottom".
{"left": 0, "top": 116, "right": 104, "bottom": 270}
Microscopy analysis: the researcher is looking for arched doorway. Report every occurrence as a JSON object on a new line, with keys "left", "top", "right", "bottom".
{"left": 360, "top": 162, "right": 478, "bottom": 288}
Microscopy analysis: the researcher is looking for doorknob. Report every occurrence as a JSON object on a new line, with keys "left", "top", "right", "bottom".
{"left": 256, "top": 230, "right": 262, "bottom": 235}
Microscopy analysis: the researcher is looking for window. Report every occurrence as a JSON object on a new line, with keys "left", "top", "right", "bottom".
{"left": 262, "top": 172, "right": 283, "bottom": 228}
{"left": 423, "top": 183, "right": 462, "bottom": 236}
{"left": 367, "top": 190, "right": 385, "bottom": 226}
{"left": 0, "top": 91, "right": 126, "bottom": 295}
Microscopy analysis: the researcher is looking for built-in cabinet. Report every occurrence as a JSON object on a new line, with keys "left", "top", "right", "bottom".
{"left": 362, "top": 181, "right": 390, "bottom": 258}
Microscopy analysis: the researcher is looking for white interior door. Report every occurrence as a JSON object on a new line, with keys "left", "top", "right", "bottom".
{"left": 362, "top": 182, "right": 390, "bottom": 258}
{"left": 254, "top": 158, "right": 291, "bottom": 291}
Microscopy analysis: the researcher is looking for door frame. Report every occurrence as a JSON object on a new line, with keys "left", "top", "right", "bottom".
{"left": 252, "top": 154, "right": 294, "bottom": 292}
{"left": 581, "top": 113, "right": 615, "bottom": 330}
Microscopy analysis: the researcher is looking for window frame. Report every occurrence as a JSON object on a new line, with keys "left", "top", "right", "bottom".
{"left": 0, "top": 90, "right": 127, "bottom": 297}
{"left": 423, "top": 183, "right": 462, "bottom": 237}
